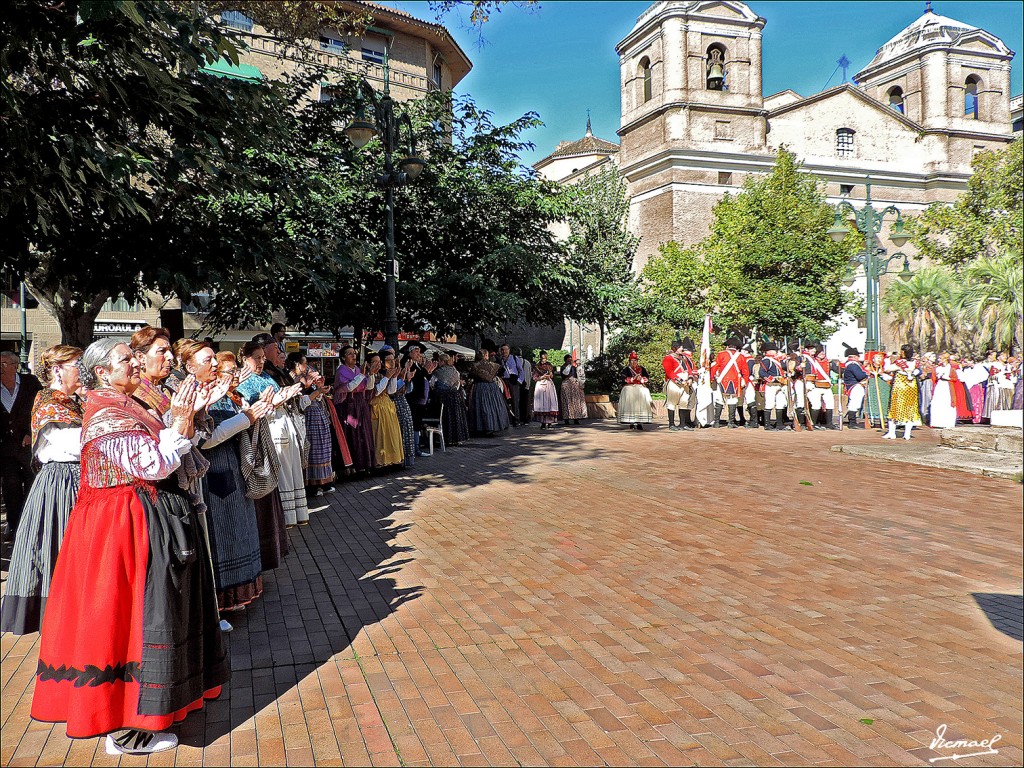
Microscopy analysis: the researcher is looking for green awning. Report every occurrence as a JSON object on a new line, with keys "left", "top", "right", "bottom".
{"left": 201, "top": 58, "right": 264, "bottom": 83}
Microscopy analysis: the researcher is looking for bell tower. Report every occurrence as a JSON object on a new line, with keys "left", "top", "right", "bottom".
{"left": 617, "top": 0, "right": 767, "bottom": 164}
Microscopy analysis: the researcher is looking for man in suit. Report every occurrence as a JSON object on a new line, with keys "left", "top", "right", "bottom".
{"left": 497, "top": 344, "right": 526, "bottom": 426}
{"left": 1, "top": 350, "right": 42, "bottom": 540}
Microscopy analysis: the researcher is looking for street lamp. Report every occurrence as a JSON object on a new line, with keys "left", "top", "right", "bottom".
{"left": 342, "top": 60, "right": 426, "bottom": 351}
{"left": 827, "top": 179, "right": 915, "bottom": 351}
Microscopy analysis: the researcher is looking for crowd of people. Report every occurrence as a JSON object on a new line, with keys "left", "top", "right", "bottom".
{"left": 0, "top": 329, "right": 595, "bottom": 754}
{"left": 634, "top": 337, "right": 1023, "bottom": 437}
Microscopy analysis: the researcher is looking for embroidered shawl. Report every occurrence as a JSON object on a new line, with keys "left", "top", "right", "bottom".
{"left": 31, "top": 388, "right": 84, "bottom": 453}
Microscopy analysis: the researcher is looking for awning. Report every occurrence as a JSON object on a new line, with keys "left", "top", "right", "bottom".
{"left": 201, "top": 58, "right": 264, "bottom": 83}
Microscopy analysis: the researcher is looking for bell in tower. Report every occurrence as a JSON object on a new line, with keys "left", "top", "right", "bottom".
{"left": 706, "top": 47, "right": 726, "bottom": 91}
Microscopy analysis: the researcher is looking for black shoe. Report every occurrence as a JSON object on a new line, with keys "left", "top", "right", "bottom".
{"left": 668, "top": 425, "right": 680, "bottom": 432}
{"left": 636, "top": 423, "right": 644, "bottom": 431}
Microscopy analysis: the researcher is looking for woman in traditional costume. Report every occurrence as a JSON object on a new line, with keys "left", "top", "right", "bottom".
{"left": 468, "top": 349, "right": 509, "bottom": 435}
{"left": 364, "top": 352, "right": 404, "bottom": 468}
{"left": 285, "top": 352, "right": 334, "bottom": 494}
{"left": 31, "top": 339, "right": 227, "bottom": 755}
{"left": 618, "top": 352, "right": 655, "bottom": 430}
{"left": 385, "top": 348, "right": 417, "bottom": 467}
{"left": 531, "top": 351, "right": 559, "bottom": 429}
{"left": 183, "top": 343, "right": 273, "bottom": 614}
{"left": 948, "top": 354, "right": 974, "bottom": 422}
{"left": 918, "top": 352, "right": 936, "bottom": 423}
{"left": 883, "top": 344, "right": 923, "bottom": 440}
{"left": 1, "top": 345, "right": 84, "bottom": 635}
{"left": 332, "top": 346, "right": 376, "bottom": 473}
{"left": 865, "top": 352, "right": 891, "bottom": 429}
{"left": 559, "top": 353, "right": 587, "bottom": 425}
{"left": 928, "top": 353, "right": 958, "bottom": 429}
{"left": 223, "top": 347, "right": 287, "bottom": 571}
{"left": 237, "top": 340, "right": 307, "bottom": 526}
{"left": 430, "top": 353, "right": 470, "bottom": 445}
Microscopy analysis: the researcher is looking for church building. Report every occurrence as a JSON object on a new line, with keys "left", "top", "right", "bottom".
{"left": 536, "top": 1, "right": 1017, "bottom": 354}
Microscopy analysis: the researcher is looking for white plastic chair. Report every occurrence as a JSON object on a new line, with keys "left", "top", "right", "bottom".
{"left": 422, "top": 403, "right": 445, "bottom": 455}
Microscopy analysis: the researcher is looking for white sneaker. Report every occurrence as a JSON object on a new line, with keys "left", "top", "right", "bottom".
{"left": 882, "top": 432, "right": 896, "bottom": 439}
{"left": 219, "top": 618, "right": 233, "bottom": 633}
{"left": 106, "top": 730, "right": 178, "bottom": 755}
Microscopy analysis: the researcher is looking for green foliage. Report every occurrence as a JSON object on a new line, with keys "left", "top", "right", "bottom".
{"left": 960, "top": 254, "right": 1023, "bottom": 352}
{"left": 560, "top": 165, "right": 640, "bottom": 347}
{"left": 702, "top": 148, "right": 859, "bottom": 338}
{"left": 584, "top": 324, "right": 681, "bottom": 397}
{"left": 631, "top": 242, "right": 710, "bottom": 332}
{"left": 910, "top": 138, "right": 1023, "bottom": 268}
{"left": 881, "top": 267, "right": 962, "bottom": 353}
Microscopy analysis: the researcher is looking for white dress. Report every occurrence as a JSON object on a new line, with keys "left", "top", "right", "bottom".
{"left": 929, "top": 364, "right": 957, "bottom": 429}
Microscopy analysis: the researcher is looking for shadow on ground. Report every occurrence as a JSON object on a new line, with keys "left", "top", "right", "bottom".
{"left": 972, "top": 593, "right": 1024, "bottom": 642}
{"left": 183, "top": 422, "right": 626, "bottom": 747}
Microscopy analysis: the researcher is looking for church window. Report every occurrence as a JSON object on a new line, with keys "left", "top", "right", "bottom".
{"left": 220, "top": 10, "right": 254, "bottom": 32}
{"left": 887, "top": 86, "right": 904, "bottom": 114}
{"left": 836, "top": 128, "right": 855, "bottom": 158}
{"left": 706, "top": 44, "right": 727, "bottom": 91}
{"left": 965, "top": 76, "right": 980, "bottom": 119}
{"left": 840, "top": 183, "right": 854, "bottom": 196}
{"left": 638, "top": 58, "right": 652, "bottom": 103}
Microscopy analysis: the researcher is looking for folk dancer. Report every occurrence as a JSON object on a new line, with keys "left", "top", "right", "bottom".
{"left": 841, "top": 345, "right": 868, "bottom": 429}
{"left": 618, "top": 352, "right": 654, "bottom": 431}
{"left": 883, "top": 344, "right": 923, "bottom": 440}
{"left": 756, "top": 343, "right": 790, "bottom": 431}
{"left": 802, "top": 343, "right": 839, "bottom": 430}
{"left": 662, "top": 339, "right": 697, "bottom": 431}
{"left": 710, "top": 337, "right": 748, "bottom": 428}
{"left": 929, "top": 353, "right": 959, "bottom": 429}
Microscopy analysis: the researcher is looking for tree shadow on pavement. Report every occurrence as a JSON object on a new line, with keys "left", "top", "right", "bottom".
{"left": 183, "top": 421, "right": 627, "bottom": 748}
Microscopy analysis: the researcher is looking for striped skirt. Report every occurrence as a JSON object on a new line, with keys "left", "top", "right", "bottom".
{"left": 393, "top": 394, "right": 416, "bottom": 468}
{"left": 1, "top": 462, "right": 80, "bottom": 635}
{"left": 304, "top": 401, "right": 334, "bottom": 486}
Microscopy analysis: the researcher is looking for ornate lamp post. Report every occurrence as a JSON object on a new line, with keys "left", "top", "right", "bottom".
{"left": 827, "top": 179, "right": 914, "bottom": 351}
{"left": 342, "top": 63, "right": 425, "bottom": 351}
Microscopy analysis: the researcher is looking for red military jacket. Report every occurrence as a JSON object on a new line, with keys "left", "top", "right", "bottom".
{"left": 662, "top": 354, "right": 686, "bottom": 384}
{"left": 712, "top": 348, "right": 748, "bottom": 395}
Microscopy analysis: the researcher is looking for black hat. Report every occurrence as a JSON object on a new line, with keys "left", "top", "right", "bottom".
{"left": 671, "top": 339, "right": 684, "bottom": 351}
{"left": 762, "top": 342, "right": 778, "bottom": 352}
{"left": 843, "top": 343, "right": 861, "bottom": 357}
{"left": 725, "top": 336, "right": 740, "bottom": 349}
{"left": 401, "top": 341, "right": 427, "bottom": 354}
{"left": 679, "top": 338, "right": 695, "bottom": 352}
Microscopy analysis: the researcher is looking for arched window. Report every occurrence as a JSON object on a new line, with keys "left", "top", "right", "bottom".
{"left": 638, "top": 57, "right": 652, "bottom": 103}
{"left": 887, "top": 86, "right": 905, "bottom": 114}
{"left": 836, "top": 128, "right": 855, "bottom": 158}
{"left": 965, "top": 76, "right": 980, "bottom": 119}
{"left": 706, "top": 44, "right": 727, "bottom": 91}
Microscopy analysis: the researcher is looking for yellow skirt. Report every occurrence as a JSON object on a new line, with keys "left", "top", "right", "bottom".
{"left": 888, "top": 375, "right": 922, "bottom": 425}
{"left": 370, "top": 394, "right": 405, "bottom": 466}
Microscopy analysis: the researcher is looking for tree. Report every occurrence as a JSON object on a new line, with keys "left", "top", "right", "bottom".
{"left": 960, "top": 255, "right": 1023, "bottom": 353}
{"left": 880, "top": 267, "right": 962, "bottom": 353}
{"left": 701, "top": 148, "right": 858, "bottom": 339}
{"left": 911, "top": 137, "right": 1023, "bottom": 268}
{"left": 560, "top": 165, "right": 639, "bottom": 352}
{"left": 629, "top": 241, "right": 711, "bottom": 333}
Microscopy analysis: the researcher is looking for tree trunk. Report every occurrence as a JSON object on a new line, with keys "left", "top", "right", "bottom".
{"left": 27, "top": 281, "right": 109, "bottom": 349}
{"left": 598, "top": 314, "right": 606, "bottom": 355}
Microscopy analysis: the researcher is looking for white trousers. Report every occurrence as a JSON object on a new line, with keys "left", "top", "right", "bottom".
{"left": 846, "top": 383, "right": 866, "bottom": 413}
{"left": 805, "top": 382, "right": 835, "bottom": 410}
{"left": 763, "top": 383, "right": 788, "bottom": 411}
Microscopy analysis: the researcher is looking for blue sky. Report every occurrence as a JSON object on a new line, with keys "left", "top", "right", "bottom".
{"left": 382, "top": 1, "right": 1024, "bottom": 167}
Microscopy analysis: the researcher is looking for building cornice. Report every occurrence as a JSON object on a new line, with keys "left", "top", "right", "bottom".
{"left": 619, "top": 101, "right": 765, "bottom": 136}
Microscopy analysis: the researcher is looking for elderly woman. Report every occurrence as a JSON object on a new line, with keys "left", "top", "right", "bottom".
{"left": 31, "top": 339, "right": 227, "bottom": 755}
{"left": 229, "top": 345, "right": 288, "bottom": 570}
{"left": 531, "top": 351, "right": 559, "bottom": 429}
{"left": 180, "top": 341, "right": 273, "bottom": 614}
{"left": 237, "top": 339, "right": 307, "bottom": 526}
{"left": 430, "top": 353, "right": 470, "bottom": 445}
{"left": 130, "top": 326, "right": 175, "bottom": 414}
{"left": 468, "top": 348, "right": 509, "bottom": 435}
{"left": 285, "top": 352, "right": 335, "bottom": 494}
{"left": 333, "top": 346, "right": 376, "bottom": 473}
{"left": 1, "top": 345, "right": 84, "bottom": 635}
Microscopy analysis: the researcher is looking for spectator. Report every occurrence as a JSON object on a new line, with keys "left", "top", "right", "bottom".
{"left": 285, "top": 352, "right": 335, "bottom": 495}
{"left": 560, "top": 353, "right": 587, "bottom": 425}
{"left": 1, "top": 349, "right": 42, "bottom": 540}
{"left": 468, "top": 348, "right": 510, "bottom": 436}
{"left": 333, "top": 346, "right": 376, "bottom": 473}
{"left": 366, "top": 351, "right": 405, "bottom": 468}
{"left": 497, "top": 344, "right": 525, "bottom": 426}
{"left": 430, "top": 353, "right": 470, "bottom": 445}
{"left": 531, "top": 351, "right": 559, "bottom": 429}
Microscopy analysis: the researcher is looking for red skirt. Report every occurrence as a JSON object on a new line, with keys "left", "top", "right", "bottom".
{"left": 31, "top": 483, "right": 228, "bottom": 738}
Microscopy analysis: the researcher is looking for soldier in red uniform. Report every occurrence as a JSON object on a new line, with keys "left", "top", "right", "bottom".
{"left": 711, "top": 337, "right": 748, "bottom": 428}
{"left": 662, "top": 339, "right": 698, "bottom": 431}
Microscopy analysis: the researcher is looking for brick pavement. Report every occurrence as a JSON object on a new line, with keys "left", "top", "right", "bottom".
{"left": 2, "top": 422, "right": 1022, "bottom": 766}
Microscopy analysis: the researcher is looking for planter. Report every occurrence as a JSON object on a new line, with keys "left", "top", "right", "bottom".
{"left": 585, "top": 393, "right": 616, "bottom": 420}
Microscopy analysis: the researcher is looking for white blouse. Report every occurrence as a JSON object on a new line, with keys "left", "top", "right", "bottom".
{"left": 35, "top": 424, "right": 83, "bottom": 464}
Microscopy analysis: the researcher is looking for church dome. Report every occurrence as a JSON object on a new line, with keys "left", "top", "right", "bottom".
{"left": 865, "top": 10, "right": 980, "bottom": 69}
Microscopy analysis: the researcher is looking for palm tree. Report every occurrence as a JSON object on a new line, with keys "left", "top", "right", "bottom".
{"left": 960, "top": 255, "right": 1023, "bottom": 353}
{"left": 881, "top": 267, "right": 963, "bottom": 352}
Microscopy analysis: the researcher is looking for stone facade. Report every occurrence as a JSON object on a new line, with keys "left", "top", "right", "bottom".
{"left": 607, "top": 0, "right": 1017, "bottom": 354}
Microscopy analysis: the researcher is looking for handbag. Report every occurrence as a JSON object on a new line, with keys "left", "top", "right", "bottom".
{"left": 238, "top": 417, "right": 280, "bottom": 499}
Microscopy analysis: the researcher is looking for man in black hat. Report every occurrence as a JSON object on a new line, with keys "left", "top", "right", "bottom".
{"left": 801, "top": 341, "right": 839, "bottom": 429}
{"left": 662, "top": 339, "right": 698, "bottom": 431}
{"left": 842, "top": 344, "right": 868, "bottom": 429}
{"left": 711, "top": 337, "right": 748, "bottom": 428}
{"left": 755, "top": 343, "right": 789, "bottom": 431}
